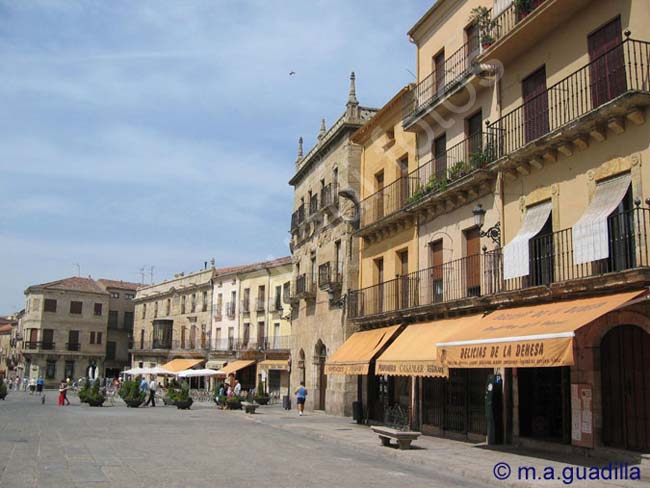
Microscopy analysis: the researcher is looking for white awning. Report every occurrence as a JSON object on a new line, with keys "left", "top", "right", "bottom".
{"left": 572, "top": 173, "right": 631, "bottom": 265}
{"left": 177, "top": 368, "right": 226, "bottom": 378}
{"left": 503, "top": 200, "right": 553, "bottom": 280}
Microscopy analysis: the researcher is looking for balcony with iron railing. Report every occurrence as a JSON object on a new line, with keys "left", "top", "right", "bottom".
{"left": 318, "top": 262, "right": 342, "bottom": 291}
{"left": 404, "top": 37, "right": 480, "bottom": 125}
{"left": 291, "top": 204, "right": 306, "bottom": 231}
{"left": 234, "top": 335, "right": 291, "bottom": 352}
{"left": 487, "top": 37, "right": 650, "bottom": 174}
{"left": 225, "top": 302, "right": 236, "bottom": 319}
{"left": 359, "top": 130, "right": 499, "bottom": 233}
{"left": 309, "top": 194, "right": 319, "bottom": 216}
{"left": 295, "top": 274, "right": 316, "bottom": 299}
{"left": 320, "top": 182, "right": 338, "bottom": 211}
{"left": 269, "top": 296, "right": 283, "bottom": 312}
{"left": 350, "top": 206, "right": 650, "bottom": 320}
{"left": 24, "top": 341, "right": 55, "bottom": 351}
{"left": 66, "top": 342, "right": 81, "bottom": 352}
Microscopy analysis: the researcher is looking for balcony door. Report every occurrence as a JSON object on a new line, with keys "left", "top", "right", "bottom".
{"left": 375, "top": 171, "right": 385, "bottom": 221}
{"left": 42, "top": 329, "right": 54, "bottom": 349}
{"left": 529, "top": 213, "right": 554, "bottom": 286}
{"left": 375, "top": 257, "right": 384, "bottom": 314}
{"left": 398, "top": 156, "right": 409, "bottom": 207}
{"left": 257, "top": 322, "right": 265, "bottom": 349}
{"left": 434, "top": 50, "right": 445, "bottom": 96}
{"left": 523, "top": 66, "right": 549, "bottom": 143}
{"left": 608, "top": 187, "right": 635, "bottom": 272}
{"left": 397, "top": 250, "right": 409, "bottom": 309}
{"left": 433, "top": 134, "right": 447, "bottom": 182}
{"left": 466, "top": 111, "right": 483, "bottom": 159}
{"left": 588, "top": 17, "right": 626, "bottom": 108}
{"left": 430, "top": 240, "right": 444, "bottom": 304}
{"left": 68, "top": 330, "right": 79, "bottom": 351}
{"left": 465, "top": 227, "right": 481, "bottom": 297}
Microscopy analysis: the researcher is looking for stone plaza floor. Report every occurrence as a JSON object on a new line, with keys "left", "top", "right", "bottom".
{"left": 0, "top": 390, "right": 648, "bottom": 487}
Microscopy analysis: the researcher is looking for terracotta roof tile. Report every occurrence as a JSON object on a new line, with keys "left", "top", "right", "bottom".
{"left": 29, "top": 276, "right": 108, "bottom": 294}
{"left": 97, "top": 279, "right": 141, "bottom": 291}
{"left": 214, "top": 256, "right": 292, "bottom": 277}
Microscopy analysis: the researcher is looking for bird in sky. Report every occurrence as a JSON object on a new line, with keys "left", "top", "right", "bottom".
{"left": 289, "top": 71, "right": 296, "bottom": 76}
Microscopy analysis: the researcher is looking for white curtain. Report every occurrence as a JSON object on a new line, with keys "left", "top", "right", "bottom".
{"left": 572, "top": 173, "right": 631, "bottom": 265}
{"left": 503, "top": 200, "right": 553, "bottom": 280}
{"left": 492, "top": 0, "right": 513, "bottom": 18}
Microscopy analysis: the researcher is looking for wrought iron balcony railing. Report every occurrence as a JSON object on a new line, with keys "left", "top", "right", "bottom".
{"left": 309, "top": 195, "right": 319, "bottom": 216}
{"left": 320, "top": 182, "right": 338, "bottom": 210}
{"left": 483, "top": 0, "right": 546, "bottom": 50}
{"left": 24, "top": 341, "right": 55, "bottom": 351}
{"left": 295, "top": 274, "right": 316, "bottom": 298}
{"left": 66, "top": 342, "right": 81, "bottom": 352}
{"left": 225, "top": 302, "right": 236, "bottom": 319}
{"left": 404, "top": 37, "right": 480, "bottom": 121}
{"left": 350, "top": 206, "right": 650, "bottom": 319}
{"left": 291, "top": 204, "right": 306, "bottom": 230}
{"left": 359, "top": 130, "right": 499, "bottom": 229}
{"left": 318, "top": 262, "right": 342, "bottom": 289}
{"left": 488, "top": 37, "right": 650, "bottom": 160}
{"left": 234, "top": 336, "right": 291, "bottom": 352}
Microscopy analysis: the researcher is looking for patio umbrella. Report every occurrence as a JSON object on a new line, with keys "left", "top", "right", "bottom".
{"left": 176, "top": 368, "right": 226, "bottom": 378}
{"left": 122, "top": 367, "right": 145, "bottom": 376}
{"left": 143, "top": 366, "right": 176, "bottom": 376}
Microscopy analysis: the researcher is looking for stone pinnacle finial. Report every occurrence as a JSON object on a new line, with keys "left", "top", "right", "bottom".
{"left": 318, "top": 119, "right": 326, "bottom": 140}
{"left": 347, "top": 71, "right": 358, "bottom": 105}
{"left": 298, "top": 136, "right": 303, "bottom": 158}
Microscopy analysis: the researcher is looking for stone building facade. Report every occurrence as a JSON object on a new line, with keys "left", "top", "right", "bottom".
{"left": 288, "top": 73, "right": 377, "bottom": 416}
{"left": 21, "top": 276, "right": 138, "bottom": 387}
{"left": 131, "top": 266, "right": 215, "bottom": 368}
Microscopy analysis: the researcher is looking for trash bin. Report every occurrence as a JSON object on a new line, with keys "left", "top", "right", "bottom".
{"left": 283, "top": 395, "right": 291, "bottom": 410}
{"left": 352, "top": 401, "right": 363, "bottom": 424}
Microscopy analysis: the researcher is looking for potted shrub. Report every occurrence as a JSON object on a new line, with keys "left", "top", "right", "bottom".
{"left": 121, "top": 379, "right": 146, "bottom": 408}
{"left": 78, "top": 377, "right": 91, "bottom": 404}
{"left": 448, "top": 161, "right": 468, "bottom": 181}
{"left": 469, "top": 6, "right": 495, "bottom": 49}
{"left": 254, "top": 381, "right": 270, "bottom": 405}
{"left": 86, "top": 380, "right": 105, "bottom": 407}
{"left": 226, "top": 395, "right": 242, "bottom": 410}
{"left": 175, "top": 382, "right": 193, "bottom": 410}
{"left": 163, "top": 388, "right": 177, "bottom": 406}
{"left": 0, "top": 381, "right": 7, "bottom": 400}
{"left": 514, "top": 0, "right": 533, "bottom": 20}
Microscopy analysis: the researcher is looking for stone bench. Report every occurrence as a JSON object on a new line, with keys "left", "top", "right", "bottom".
{"left": 371, "top": 426, "right": 421, "bottom": 450}
{"left": 241, "top": 401, "right": 258, "bottom": 414}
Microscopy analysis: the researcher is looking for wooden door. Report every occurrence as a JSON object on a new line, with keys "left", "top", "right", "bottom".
{"left": 375, "top": 172, "right": 385, "bottom": 221}
{"left": 465, "top": 23, "right": 479, "bottom": 65}
{"left": 398, "top": 250, "right": 409, "bottom": 309}
{"left": 375, "top": 258, "right": 384, "bottom": 314}
{"left": 608, "top": 187, "right": 635, "bottom": 272}
{"left": 257, "top": 322, "right": 265, "bottom": 348}
{"left": 466, "top": 111, "right": 483, "bottom": 158}
{"left": 430, "top": 241, "right": 444, "bottom": 303}
{"left": 434, "top": 50, "right": 445, "bottom": 95}
{"left": 523, "top": 67, "right": 549, "bottom": 143}
{"left": 29, "top": 329, "right": 38, "bottom": 347}
{"left": 433, "top": 134, "right": 447, "bottom": 181}
{"left": 398, "top": 157, "right": 409, "bottom": 207}
{"left": 445, "top": 369, "right": 467, "bottom": 433}
{"left": 601, "top": 325, "right": 650, "bottom": 451}
{"left": 465, "top": 227, "right": 481, "bottom": 297}
{"left": 588, "top": 17, "right": 625, "bottom": 108}
{"left": 42, "top": 329, "right": 54, "bottom": 348}
{"left": 318, "top": 344, "right": 327, "bottom": 410}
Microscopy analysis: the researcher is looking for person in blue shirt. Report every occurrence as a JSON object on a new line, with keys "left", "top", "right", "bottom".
{"left": 36, "top": 376, "right": 44, "bottom": 395}
{"left": 294, "top": 382, "right": 307, "bottom": 416}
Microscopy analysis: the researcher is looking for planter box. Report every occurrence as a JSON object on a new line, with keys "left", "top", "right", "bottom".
{"left": 163, "top": 396, "right": 176, "bottom": 406}
{"left": 175, "top": 398, "right": 193, "bottom": 410}
{"left": 254, "top": 397, "right": 270, "bottom": 405}
{"left": 226, "top": 400, "right": 242, "bottom": 410}
{"left": 124, "top": 398, "right": 144, "bottom": 408}
{"left": 0, "top": 393, "right": 7, "bottom": 400}
{"left": 87, "top": 397, "right": 105, "bottom": 407}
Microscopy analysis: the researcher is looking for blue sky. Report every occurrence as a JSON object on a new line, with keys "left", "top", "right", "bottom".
{"left": 0, "top": 0, "right": 428, "bottom": 313}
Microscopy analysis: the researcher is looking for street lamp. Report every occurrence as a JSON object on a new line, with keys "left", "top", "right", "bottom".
{"left": 472, "top": 203, "right": 501, "bottom": 247}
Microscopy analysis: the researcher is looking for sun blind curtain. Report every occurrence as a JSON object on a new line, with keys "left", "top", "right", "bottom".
{"left": 503, "top": 200, "right": 552, "bottom": 280}
{"left": 572, "top": 173, "right": 631, "bottom": 265}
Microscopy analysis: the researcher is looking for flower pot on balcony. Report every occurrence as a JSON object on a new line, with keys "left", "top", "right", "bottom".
{"left": 482, "top": 41, "right": 493, "bottom": 49}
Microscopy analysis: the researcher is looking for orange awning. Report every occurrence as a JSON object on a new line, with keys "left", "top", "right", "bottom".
{"left": 375, "top": 316, "right": 483, "bottom": 377}
{"left": 222, "top": 360, "right": 256, "bottom": 376}
{"left": 437, "top": 290, "right": 644, "bottom": 369}
{"left": 325, "top": 325, "right": 401, "bottom": 375}
{"left": 161, "top": 358, "right": 204, "bottom": 373}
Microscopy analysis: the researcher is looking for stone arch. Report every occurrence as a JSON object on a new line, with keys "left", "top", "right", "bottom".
{"left": 313, "top": 339, "right": 327, "bottom": 410}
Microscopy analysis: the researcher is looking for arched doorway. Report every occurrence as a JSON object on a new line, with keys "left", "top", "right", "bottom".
{"left": 601, "top": 325, "right": 650, "bottom": 451}
{"left": 314, "top": 341, "right": 327, "bottom": 411}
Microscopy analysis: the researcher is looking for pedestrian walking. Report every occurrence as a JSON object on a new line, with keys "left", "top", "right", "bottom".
{"left": 36, "top": 376, "right": 44, "bottom": 395}
{"left": 145, "top": 377, "right": 157, "bottom": 407}
{"left": 23, "top": 377, "right": 28, "bottom": 391}
{"left": 139, "top": 376, "right": 149, "bottom": 405}
{"left": 29, "top": 377, "right": 36, "bottom": 395}
{"left": 15, "top": 377, "right": 20, "bottom": 391}
{"left": 294, "top": 381, "right": 307, "bottom": 416}
{"left": 58, "top": 379, "right": 68, "bottom": 406}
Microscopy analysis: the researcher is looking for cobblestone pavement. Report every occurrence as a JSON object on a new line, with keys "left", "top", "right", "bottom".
{"left": 0, "top": 391, "right": 484, "bottom": 488}
{"left": 1, "top": 391, "right": 648, "bottom": 487}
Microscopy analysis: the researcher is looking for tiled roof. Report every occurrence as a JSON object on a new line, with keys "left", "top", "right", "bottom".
{"left": 28, "top": 276, "right": 108, "bottom": 294}
{"left": 97, "top": 279, "right": 141, "bottom": 291}
{"left": 215, "top": 256, "right": 292, "bottom": 277}
{"left": 0, "top": 324, "right": 12, "bottom": 334}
